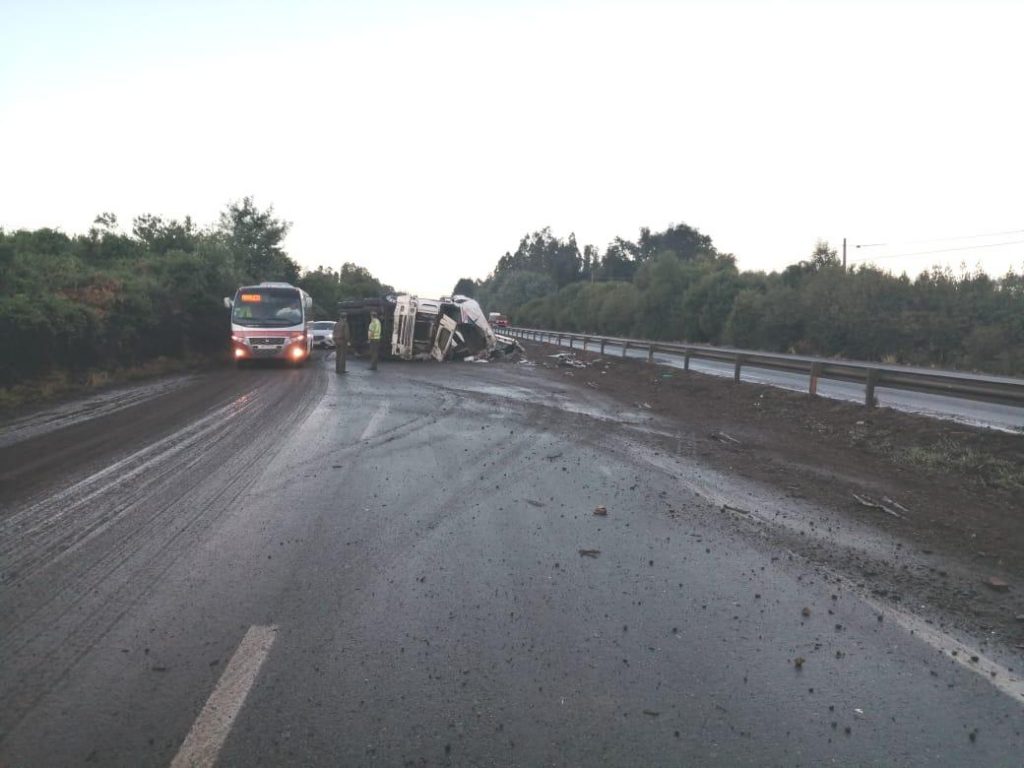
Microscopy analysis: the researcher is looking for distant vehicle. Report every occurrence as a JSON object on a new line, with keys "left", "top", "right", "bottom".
{"left": 223, "top": 282, "right": 314, "bottom": 366}
{"left": 488, "top": 312, "right": 509, "bottom": 328}
{"left": 309, "top": 321, "right": 337, "bottom": 349}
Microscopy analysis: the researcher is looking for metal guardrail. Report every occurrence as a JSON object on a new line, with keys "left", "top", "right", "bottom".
{"left": 506, "top": 327, "right": 1024, "bottom": 408}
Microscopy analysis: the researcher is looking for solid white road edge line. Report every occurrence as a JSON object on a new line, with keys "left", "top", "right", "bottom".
{"left": 169, "top": 625, "right": 278, "bottom": 768}
{"left": 360, "top": 402, "right": 390, "bottom": 441}
{"left": 860, "top": 596, "right": 1024, "bottom": 703}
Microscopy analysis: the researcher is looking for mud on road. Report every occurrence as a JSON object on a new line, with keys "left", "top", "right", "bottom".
{"left": 2, "top": 348, "right": 1023, "bottom": 766}
{"left": 521, "top": 340, "right": 1024, "bottom": 656}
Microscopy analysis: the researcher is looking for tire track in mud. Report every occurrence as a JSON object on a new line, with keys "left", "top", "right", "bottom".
{"left": 0, "top": 368, "right": 327, "bottom": 738}
{"left": 0, "top": 394, "right": 265, "bottom": 571}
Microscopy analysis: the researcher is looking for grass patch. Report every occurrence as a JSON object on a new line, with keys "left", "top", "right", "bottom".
{"left": 894, "top": 438, "right": 1024, "bottom": 492}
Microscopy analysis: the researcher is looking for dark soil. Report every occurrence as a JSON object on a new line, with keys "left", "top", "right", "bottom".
{"left": 522, "top": 340, "right": 1024, "bottom": 653}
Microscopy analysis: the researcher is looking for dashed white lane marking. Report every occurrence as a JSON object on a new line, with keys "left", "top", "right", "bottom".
{"left": 169, "top": 625, "right": 278, "bottom": 768}
{"left": 360, "top": 402, "right": 390, "bottom": 441}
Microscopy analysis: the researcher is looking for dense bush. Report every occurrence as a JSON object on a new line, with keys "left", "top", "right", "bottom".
{"left": 0, "top": 199, "right": 390, "bottom": 389}
{"left": 470, "top": 226, "right": 1024, "bottom": 375}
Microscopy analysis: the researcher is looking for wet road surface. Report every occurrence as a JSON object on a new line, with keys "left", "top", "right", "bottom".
{"left": 1, "top": 354, "right": 1022, "bottom": 766}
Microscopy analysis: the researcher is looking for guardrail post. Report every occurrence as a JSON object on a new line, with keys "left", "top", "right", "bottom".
{"left": 647, "top": 345, "right": 655, "bottom": 364}
{"left": 684, "top": 352, "right": 690, "bottom": 371}
{"left": 582, "top": 336, "right": 588, "bottom": 351}
{"left": 600, "top": 339, "right": 606, "bottom": 355}
{"left": 865, "top": 369, "right": 879, "bottom": 407}
{"left": 809, "top": 362, "right": 822, "bottom": 397}
{"left": 568, "top": 335, "right": 574, "bottom": 349}
{"left": 734, "top": 356, "right": 744, "bottom": 383}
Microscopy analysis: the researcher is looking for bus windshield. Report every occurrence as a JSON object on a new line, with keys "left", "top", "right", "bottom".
{"left": 231, "top": 287, "right": 303, "bottom": 327}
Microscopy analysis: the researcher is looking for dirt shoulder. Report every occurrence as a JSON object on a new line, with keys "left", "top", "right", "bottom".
{"left": 520, "top": 340, "right": 1024, "bottom": 654}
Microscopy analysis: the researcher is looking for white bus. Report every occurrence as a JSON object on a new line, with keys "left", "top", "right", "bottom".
{"left": 224, "top": 282, "right": 314, "bottom": 366}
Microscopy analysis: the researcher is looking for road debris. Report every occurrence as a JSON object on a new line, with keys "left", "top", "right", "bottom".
{"left": 794, "top": 657, "right": 805, "bottom": 668}
{"left": 642, "top": 709, "right": 660, "bottom": 717}
{"left": 881, "top": 496, "right": 911, "bottom": 514}
{"left": 593, "top": 506, "right": 608, "bottom": 516}
{"left": 721, "top": 504, "right": 751, "bottom": 515}
{"left": 802, "top": 607, "right": 811, "bottom": 617}
{"left": 550, "top": 352, "right": 590, "bottom": 368}
{"left": 526, "top": 499, "right": 546, "bottom": 508}
{"left": 851, "top": 493, "right": 905, "bottom": 520}
{"left": 544, "top": 452, "right": 564, "bottom": 461}
{"left": 712, "top": 432, "right": 742, "bottom": 445}
{"left": 578, "top": 549, "right": 601, "bottom": 558}
{"left": 983, "top": 576, "right": 1010, "bottom": 592}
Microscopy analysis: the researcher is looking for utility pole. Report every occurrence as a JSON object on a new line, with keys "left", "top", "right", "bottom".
{"left": 842, "top": 237, "right": 847, "bottom": 271}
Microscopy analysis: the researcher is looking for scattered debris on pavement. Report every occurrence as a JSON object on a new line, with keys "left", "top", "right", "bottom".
{"left": 594, "top": 506, "right": 608, "bottom": 516}
{"left": 721, "top": 504, "right": 751, "bottom": 515}
{"left": 983, "top": 576, "right": 1010, "bottom": 592}
{"left": 549, "top": 352, "right": 590, "bottom": 369}
{"left": 578, "top": 549, "right": 601, "bottom": 558}
{"left": 851, "top": 493, "right": 906, "bottom": 519}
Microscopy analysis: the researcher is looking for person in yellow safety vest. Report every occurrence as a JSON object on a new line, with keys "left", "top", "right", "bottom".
{"left": 367, "top": 311, "right": 382, "bottom": 371}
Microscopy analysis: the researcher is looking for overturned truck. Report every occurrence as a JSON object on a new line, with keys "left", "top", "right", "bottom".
{"left": 337, "top": 294, "right": 522, "bottom": 362}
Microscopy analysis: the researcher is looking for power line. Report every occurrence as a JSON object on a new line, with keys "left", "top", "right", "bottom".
{"left": 854, "top": 228, "right": 1024, "bottom": 250}
{"left": 850, "top": 238, "right": 1024, "bottom": 261}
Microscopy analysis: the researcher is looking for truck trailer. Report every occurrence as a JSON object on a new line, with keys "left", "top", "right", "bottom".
{"left": 336, "top": 294, "right": 520, "bottom": 362}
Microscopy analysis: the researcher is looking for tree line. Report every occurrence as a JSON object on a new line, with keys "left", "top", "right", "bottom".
{"left": 0, "top": 198, "right": 391, "bottom": 390}
{"left": 455, "top": 225, "right": 1024, "bottom": 376}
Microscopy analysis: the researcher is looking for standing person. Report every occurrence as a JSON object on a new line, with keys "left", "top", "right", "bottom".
{"left": 332, "top": 312, "right": 350, "bottom": 374}
{"left": 367, "top": 310, "right": 382, "bottom": 371}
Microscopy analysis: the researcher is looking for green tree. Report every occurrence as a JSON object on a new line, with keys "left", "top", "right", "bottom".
{"left": 217, "top": 196, "right": 297, "bottom": 283}
{"left": 133, "top": 214, "right": 199, "bottom": 254}
{"left": 452, "top": 277, "right": 478, "bottom": 297}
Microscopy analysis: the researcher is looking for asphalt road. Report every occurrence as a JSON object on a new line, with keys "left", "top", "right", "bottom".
{"left": 540, "top": 337, "right": 1024, "bottom": 432}
{"left": 1, "top": 354, "right": 1022, "bottom": 767}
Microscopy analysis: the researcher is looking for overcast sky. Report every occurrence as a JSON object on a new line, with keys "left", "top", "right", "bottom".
{"left": 2, "top": 0, "right": 1022, "bottom": 296}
